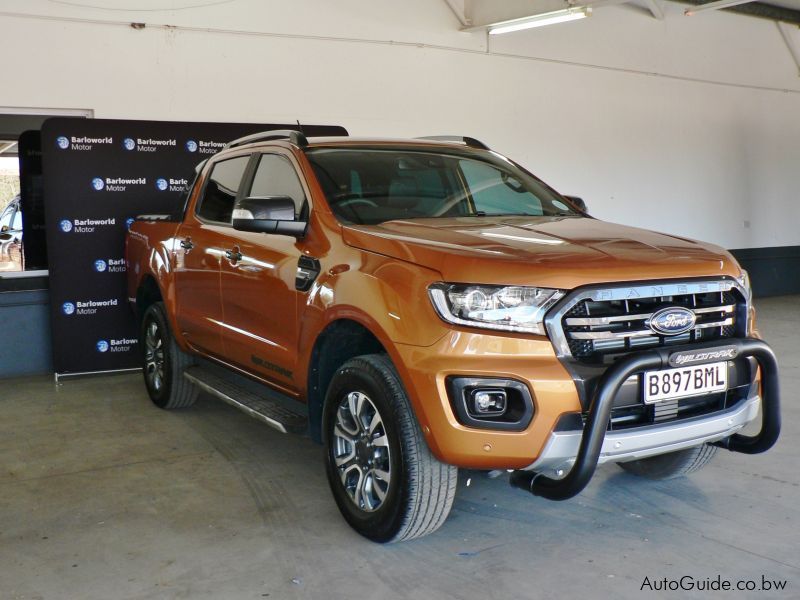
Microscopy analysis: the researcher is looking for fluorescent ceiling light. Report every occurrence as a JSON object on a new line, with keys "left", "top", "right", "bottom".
{"left": 488, "top": 7, "right": 591, "bottom": 35}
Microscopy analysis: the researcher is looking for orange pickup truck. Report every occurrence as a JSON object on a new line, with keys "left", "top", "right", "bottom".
{"left": 126, "top": 130, "right": 780, "bottom": 542}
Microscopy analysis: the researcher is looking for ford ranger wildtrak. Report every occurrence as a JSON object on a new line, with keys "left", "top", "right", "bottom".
{"left": 125, "top": 130, "right": 780, "bottom": 543}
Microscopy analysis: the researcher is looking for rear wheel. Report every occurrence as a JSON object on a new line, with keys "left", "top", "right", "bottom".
{"left": 141, "top": 302, "right": 197, "bottom": 409}
{"left": 617, "top": 444, "right": 718, "bottom": 480}
{"left": 323, "top": 354, "right": 458, "bottom": 543}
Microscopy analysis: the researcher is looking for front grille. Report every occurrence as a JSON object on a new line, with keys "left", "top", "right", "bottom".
{"left": 561, "top": 287, "right": 744, "bottom": 364}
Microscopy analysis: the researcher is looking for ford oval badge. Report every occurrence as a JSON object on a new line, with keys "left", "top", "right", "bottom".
{"left": 649, "top": 306, "right": 696, "bottom": 336}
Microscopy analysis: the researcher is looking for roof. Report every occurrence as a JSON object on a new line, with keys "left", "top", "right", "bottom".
{"left": 304, "top": 136, "right": 485, "bottom": 149}
{"left": 222, "top": 131, "right": 492, "bottom": 153}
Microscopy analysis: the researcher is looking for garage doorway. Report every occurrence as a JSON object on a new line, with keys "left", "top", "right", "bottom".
{"left": 0, "top": 107, "right": 93, "bottom": 277}
{"left": 0, "top": 107, "right": 93, "bottom": 378}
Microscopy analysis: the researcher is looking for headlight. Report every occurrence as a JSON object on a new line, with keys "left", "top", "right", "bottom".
{"left": 736, "top": 269, "right": 751, "bottom": 299}
{"left": 428, "top": 283, "right": 565, "bottom": 335}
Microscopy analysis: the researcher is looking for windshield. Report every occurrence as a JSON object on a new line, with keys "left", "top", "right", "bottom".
{"left": 306, "top": 148, "right": 580, "bottom": 225}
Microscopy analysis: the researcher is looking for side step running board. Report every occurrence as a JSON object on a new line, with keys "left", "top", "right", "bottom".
{"left": 183, "top": 366, "right": 306, "bottom": 434}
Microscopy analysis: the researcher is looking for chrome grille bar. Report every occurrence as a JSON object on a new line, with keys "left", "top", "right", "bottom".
{"left": 565, "top": 304, "right": 734, "bottom": 327}
{"left": 569, "top": 318, "right": 735, "bottom": 340}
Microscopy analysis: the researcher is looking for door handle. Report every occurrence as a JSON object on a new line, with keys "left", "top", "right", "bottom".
{"left": 179, "top": 238, "right": 194, "bottom": 251}
{"left": 225, "top": 248, "right": 243, "bottom": 263}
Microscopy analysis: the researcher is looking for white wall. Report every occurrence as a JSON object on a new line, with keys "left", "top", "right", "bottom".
{"left": 1, "top": 0, "right": 799, "bottom": 249}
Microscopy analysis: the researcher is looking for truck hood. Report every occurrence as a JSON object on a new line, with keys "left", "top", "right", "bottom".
{"left": 341, "top": 216, "right": 740, "bottom": 289}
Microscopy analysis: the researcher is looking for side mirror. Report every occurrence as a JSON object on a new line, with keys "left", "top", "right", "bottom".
{"left": 232, "top": 196, "right": 307, "bottom": 237}
{"left": 564, "top": 195, "right": 587, "bottom": 213}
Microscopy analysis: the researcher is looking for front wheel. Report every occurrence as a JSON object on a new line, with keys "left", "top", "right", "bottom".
{"left": 140, "top": 301, "right": 197, "bottom": 409}
{"left": 323, "top": 354, "right": 458, "bottom": 543}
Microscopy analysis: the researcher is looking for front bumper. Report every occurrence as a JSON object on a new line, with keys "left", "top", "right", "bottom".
{"left": 510, "top": 338, "right": 781, "bottom": 500}
{"left": 395, "top": 330, "right": 765, "bottom": 470}
{"left": 526, "top": 394, "right": 761, "bottom": 476}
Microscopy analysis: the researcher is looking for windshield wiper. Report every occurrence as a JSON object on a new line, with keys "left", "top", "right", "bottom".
{"left": 464, "top": 212, "right": 538, "bottom": 217}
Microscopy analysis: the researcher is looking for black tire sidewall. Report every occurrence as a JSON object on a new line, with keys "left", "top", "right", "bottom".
{"left": 619, "top": 444, "right": 715, "bottom": 479}
{"left": 140, "top": 302, "right": 175, "bottom": 408}
{"left": 323, "top": 361, "right": 407, "bottom": 542}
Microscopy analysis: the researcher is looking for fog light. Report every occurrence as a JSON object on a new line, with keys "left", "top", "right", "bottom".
{"left": 447, "top": 376, "right": 534, "bottom": 431}
{"left": 470, "top": 389, "right": 507, "bottom": 416}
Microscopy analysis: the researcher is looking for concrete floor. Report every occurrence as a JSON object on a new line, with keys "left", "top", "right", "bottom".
{"left": 1, "top": 297, "right": 798, "bottom": 600}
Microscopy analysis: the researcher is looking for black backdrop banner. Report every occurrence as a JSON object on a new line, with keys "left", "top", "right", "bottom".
{"left": 18, "top": 130, "right": 47, "bottom": 270}
{"left": 41, "top": 118, "right": 347, "bottom": 377}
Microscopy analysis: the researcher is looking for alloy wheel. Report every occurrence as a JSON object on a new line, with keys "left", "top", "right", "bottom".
{"left": 332, "top": 391, "right": 392, "bottom": 512}
{"left": 144, "top": 319, "right": 165, "bottom": 392}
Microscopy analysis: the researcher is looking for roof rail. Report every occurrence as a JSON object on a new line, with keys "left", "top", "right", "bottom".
{"left": 415, "top": 135, "right": 490, "bottom": 150}
{"left": 224, "top": 129, "right": 308, "bottom": 150}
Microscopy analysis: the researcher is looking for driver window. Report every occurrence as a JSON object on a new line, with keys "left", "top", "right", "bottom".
{"left": 248, "top": 154, "right": 306, "bottom": 217}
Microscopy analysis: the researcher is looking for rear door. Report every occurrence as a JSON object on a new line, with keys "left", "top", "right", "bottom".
{"left": 173, "top": 154, "right": 253, "bottom": 358}
{"left": 218, "top": 151, "right": 308, "bottom": 391}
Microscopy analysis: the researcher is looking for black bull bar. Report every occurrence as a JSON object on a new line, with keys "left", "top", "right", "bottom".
{"left": 510, "top": 338, "right": 781, "bottom": 501}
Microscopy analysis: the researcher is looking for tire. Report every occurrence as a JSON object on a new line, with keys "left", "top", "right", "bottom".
{"left": 617, "top": 444, "right": 718, "bottom": 480}
{"left": 140, "top": 301, "right": 197, "bottom": 409}
{"left": 323, "top": 354, "right": 458, "bottom": 543}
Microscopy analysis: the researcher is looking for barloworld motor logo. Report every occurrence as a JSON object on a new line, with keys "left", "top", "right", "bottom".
{"left": 97, "top": 337, "right": 136, "bottom": 353}
{"left": 128, "top": 137, "right": 177, "bottom": 152}
{"left": 94, "top": 258, "right": 126, "bottom": 273}
{"left": 90, "top": 176, "right": 146, "bottom": 192}
{"left": 156, "top": 177, "right": 190, "bottom": 192}
{"left": 62, "top": 298, "right": 118, "bottom": 316}
{"left": 58, "top": 135, "right": 113, "bottom": 151}
{"left": 190, "top": 139, "right": 226, "bottom": 154}
{"left": 59, "top": 217, "right": 115, "bottom": 234}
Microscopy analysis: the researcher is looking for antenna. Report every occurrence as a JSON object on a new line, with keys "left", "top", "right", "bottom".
{"left": 296, "top": 119, "right": 306, "bottom": 135}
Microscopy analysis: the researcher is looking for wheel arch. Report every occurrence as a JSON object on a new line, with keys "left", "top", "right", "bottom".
{"left": 306, "top": 318, "right": 392, "bottom": 443}
{"left": 135, "top": 274, "right": 186, "bottom": 353}
{"left": 135, "top": 274, "right": 163, "bottom": 324}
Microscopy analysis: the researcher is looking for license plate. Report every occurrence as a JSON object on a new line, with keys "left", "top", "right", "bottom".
{"left": 643, "top": 361, "right": 728, "bottom": 404}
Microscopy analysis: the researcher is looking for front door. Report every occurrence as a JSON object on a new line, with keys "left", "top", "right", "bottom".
{"left": 219, "top": 152, "right": 308, "bottom": 392}
{"left": 173, "top": 154, "right": 252, "bottom": 358}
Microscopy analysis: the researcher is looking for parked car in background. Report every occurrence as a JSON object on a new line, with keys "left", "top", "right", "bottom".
{"left": 0, "top": 194, "right": 23, "bottom": 271}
